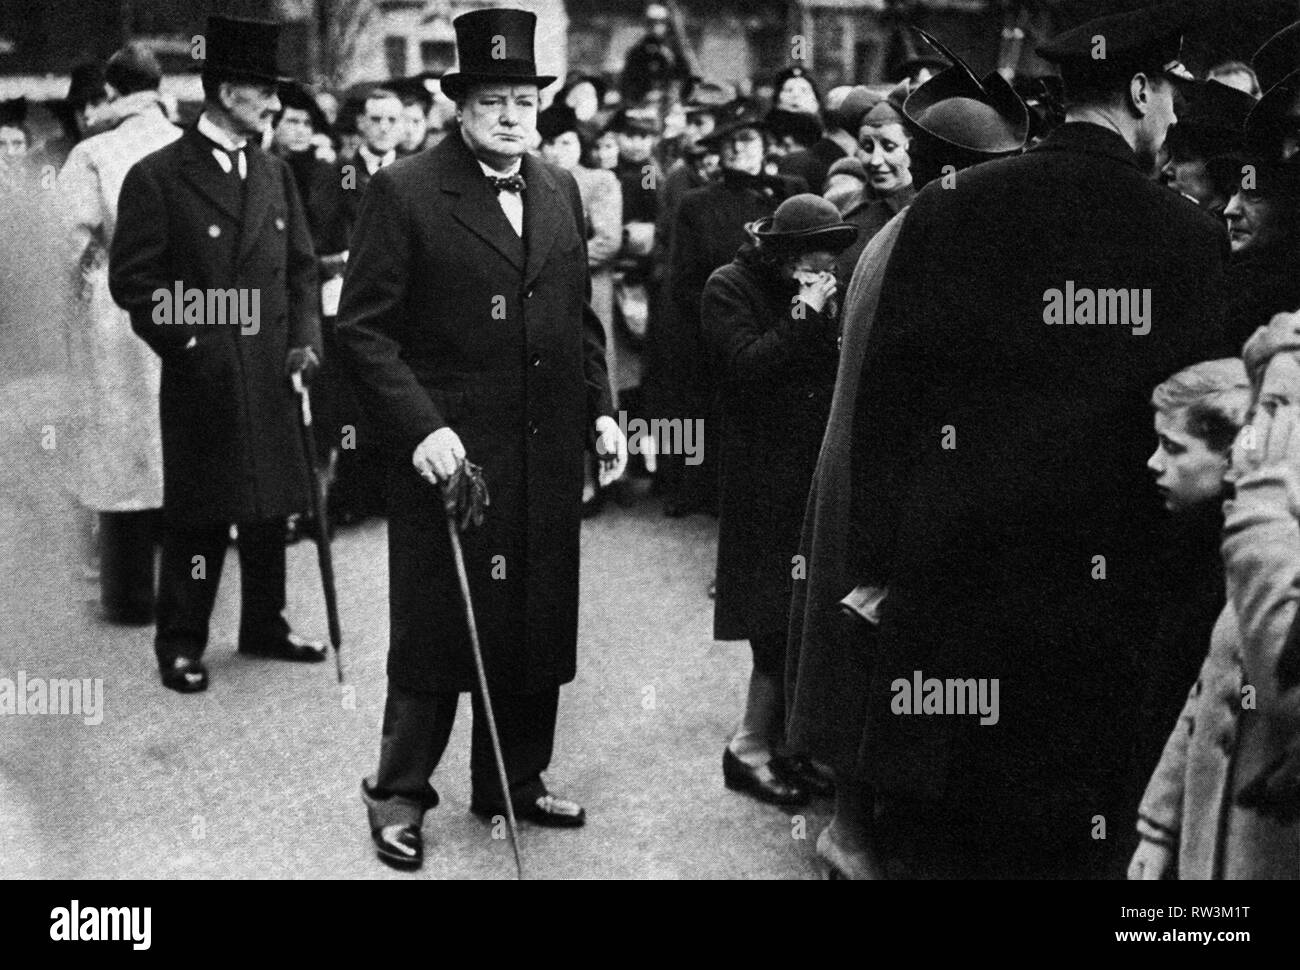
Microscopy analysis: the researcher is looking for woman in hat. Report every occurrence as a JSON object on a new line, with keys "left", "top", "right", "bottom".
{"left": 773, "top": 65, "right": 822, "bottom": 116}
{"left": 537, "top": 102, "right": 627, "bottom": 514}
{"left": 703, "top": 193, "right": 856, "bottom": 808}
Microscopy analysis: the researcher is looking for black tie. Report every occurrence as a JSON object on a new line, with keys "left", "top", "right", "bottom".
{"left": 487, "top": 173, "right": 526, "bottom": 194}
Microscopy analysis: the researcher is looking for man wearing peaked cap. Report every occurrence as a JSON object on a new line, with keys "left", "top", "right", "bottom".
{"left": 838, "top": 2, "right": 1231, "bottom": 878}
{"left": 109, "top": 14, "right": 326, "bottom": 695}
{"left": 337, "top": 7, "right": 623, "bottom": 871}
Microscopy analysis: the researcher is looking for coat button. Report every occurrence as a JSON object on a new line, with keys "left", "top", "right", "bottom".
{"left": 208, "top": 225, "right": 221, "bottom": 237}
{"left": 528, "top": 420, "right": 538, "bottom": 435}
{"left": 531, "top": 353, "right": 541, "bottom": 367}
{"left": 525, "top": 289, "right": 534, "bottom": 299}
{"left": 806, "top": 390, "right": 815, "bottom": 400}
{"left": 275, "top": 216, "right": 285, "bottom": 231}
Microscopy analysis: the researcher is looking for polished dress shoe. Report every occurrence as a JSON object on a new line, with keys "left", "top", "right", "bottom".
{"left": 238, "top": 632, "right": 327, "bottom": 662}
{"left": 472, "top": 793, "right": 586, "bottom": 828}
{"left": 723, "top": 748, "right": 809, "bottom": 807}
{"left": 772, "top": 754, "right": 836, "bottom": 798}
{"left": 160, "top": 657, "right": 208, "bottom": 694}
{"left": 372, "top": 823, "right": 423, "bottom": 870}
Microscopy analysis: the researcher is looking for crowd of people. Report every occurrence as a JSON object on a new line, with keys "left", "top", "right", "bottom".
{"left": 5, "top": 0, "right": 1300, "bottom": 879}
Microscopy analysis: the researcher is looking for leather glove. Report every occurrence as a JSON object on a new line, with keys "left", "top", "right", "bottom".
{"left": 285, "top": 346, "right": 320, "bottom": 386}
{"left": 441, "top": 459, "right": 490, "bottom": 532}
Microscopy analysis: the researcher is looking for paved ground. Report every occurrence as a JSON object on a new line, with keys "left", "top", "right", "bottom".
{"left": 0, "top": 369, "right": 830, "bottom": 880}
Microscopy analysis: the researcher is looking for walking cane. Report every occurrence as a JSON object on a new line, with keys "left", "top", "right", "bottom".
{"left": 291, "top": 371, "right": 345, "bottom": 683}
{"left": 439, "top": 460, "right": 524, "bottom": 879}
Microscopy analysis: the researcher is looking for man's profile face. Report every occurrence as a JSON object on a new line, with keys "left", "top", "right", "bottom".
{"left": 274, "top": 107, "right": 315, "bottom": 153}
{"left": 361, "top": 95, "right": 403, "bottom": 154}
{"left": 221, "top": 81, "right": 281, "bottom": 139}
{"left": 459, "top": 83, "right": 539, "bottom": 166}
{"left": 1135, "top": 76, "right": 1178, "bottom": 172}
{"left": 400, "top": 102, "right": 428, "bottom": 151}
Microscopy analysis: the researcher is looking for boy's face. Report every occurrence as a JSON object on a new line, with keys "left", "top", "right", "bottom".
{"left": 1147, "top": 408, "right": 1231, "bottom": 512}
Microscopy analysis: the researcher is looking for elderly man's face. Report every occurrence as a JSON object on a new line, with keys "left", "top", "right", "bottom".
{"left": 221, "top": 80, "right": 281, "bottom": 139}
{"left": 459, "top": 83, "right": 538, "bottom": 168}
{"left": 1225, "top": 188, "right": 1288, "bottom": 255}
{"left": 361, "top": 95, "right": 403, "bottom": 154}
{"left": 274, "top": 107, "right": 315, "bottom": 153}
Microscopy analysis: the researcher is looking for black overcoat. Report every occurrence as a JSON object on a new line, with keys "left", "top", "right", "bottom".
{"left": 704, "top": 253, "right": 838, "bottom": 642}
{"left": 335, "top": 134, "right": 613, "bottom": 695}
{"left": 847, "top": 123, "right": 1231, "bottom": 873}
{"left": 108, "top": 127, "right": 322, "bottom": 527}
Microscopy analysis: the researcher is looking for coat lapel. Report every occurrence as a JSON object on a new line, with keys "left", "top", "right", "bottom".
{"left": 522, "top": 156, "right": 564, "bottom": 290}
{"left": 177, "top": 128, "right": 242, "bottom": 223}
{"left": 440, "top": 135, "right": 526, "bottom": 273}
{"left": 237, "top": 146, "right": 279, "bottom": 268}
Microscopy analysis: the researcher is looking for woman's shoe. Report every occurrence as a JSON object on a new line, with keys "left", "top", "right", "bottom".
{"left": 816, "top": 825, "right": 883, "bottom": 880}
{"left": 772, "top": 754, "right": 836, "bottom": 798}
{"left": 723, "top": 748, "right": 809, "bottom": 807}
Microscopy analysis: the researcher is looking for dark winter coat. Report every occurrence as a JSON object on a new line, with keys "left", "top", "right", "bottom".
{"left": 109, "top": 126, "right": 322, "bottom": 527}
{"left": 704, "top": 250, "right": 839, "bottom": 641}
{"left": 335, "top": 133, "right": 613, "bottom": 695}
{"left": 848, "top": 122, "right": 1230, "bottom": 874}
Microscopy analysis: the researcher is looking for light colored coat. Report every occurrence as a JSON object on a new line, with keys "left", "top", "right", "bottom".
{"left": 59, "top": 92, "right": 180, "bottom": 511}
{"left": 1138, "top": 467, "right": 1300, "bottom": 878}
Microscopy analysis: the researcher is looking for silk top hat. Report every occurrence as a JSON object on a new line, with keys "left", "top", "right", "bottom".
{"left": 1036, "top": 0, "right": 1198, "bottom": 87}
{"left": 439, "top": 8, "right": 557, "bottom": 101}
{"left": 201, "top": 15, "right": 290, "bottom": 84}
{"left": 903, "top": 29, "right": 1028, "bottom": 155}
{"left": 750, "top": 194, "right": 859, "bottom": 255}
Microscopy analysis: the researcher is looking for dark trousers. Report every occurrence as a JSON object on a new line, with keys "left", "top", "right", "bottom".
{"left": 154, "top": 518, "right": 289, "bottom": 664}
{"left": 365, "top": 681, "right": 559, "bottom": 828}
{"left": 99, "top": 509, "right": 161, "bottom": 620}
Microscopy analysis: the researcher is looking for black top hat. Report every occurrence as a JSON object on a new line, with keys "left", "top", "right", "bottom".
{"left": 1253, "top": 21, "right": 1300, "bottom": 96}
{"left": 902, "top": 29, "right": 1028, "bottom": 155}
{"left": 1037, "top": 0, "right": 1198, "bottom": 87}
{"left": 277, "top": 80, "right": 330, "bottom": 135}
{"left": 202, "top": 15, "right": 290, "bottom": 84}
{"left": 750, "top": 193, "right": 858, "bottom": 255}
{"left": 439, "top": 9, "right": 557, "bottom": 101}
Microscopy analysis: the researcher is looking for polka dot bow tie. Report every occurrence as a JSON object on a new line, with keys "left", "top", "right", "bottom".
{"left": 486, "top": 173, "right": 526, "bottom": 194}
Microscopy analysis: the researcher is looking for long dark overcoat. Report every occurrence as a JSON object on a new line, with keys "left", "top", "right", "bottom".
{"left": 704, "top": 252, "right": 839, "bottom": 642}
{"left": 848, "top": 122, "right": 1231, "bottom": 875}
{"left": 109, "top": 127, "right": 322, "bottom": 527}
{"left": 335, "top": 133, "right": 613, "bottom": 696}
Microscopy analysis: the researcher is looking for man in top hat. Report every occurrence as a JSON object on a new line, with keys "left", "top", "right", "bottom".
{"left": 337, "top": 7, "right": 625, "bottom": 871}
{"left": 842, "top": 0, "right": 1230, "bottom": 878}
{"left": 109, "top": 15, "right": 326, "bottom": 693}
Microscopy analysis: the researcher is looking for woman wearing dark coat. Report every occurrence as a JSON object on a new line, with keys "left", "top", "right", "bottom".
{"left": 703, "top": 194, "right": 857, "bottom": 806}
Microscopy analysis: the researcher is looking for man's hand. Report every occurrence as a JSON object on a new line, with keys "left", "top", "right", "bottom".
{"left": 794, "top": 271, "right": 837, "bottom": 315}
{"left": 594, "top": 415, "right": 627, "bottom": 487}
{"left": 413, "top": 427, "right": 466, "bottom": 485}
{"left": 285, "top": 346, "right": 320, "bottom": 386}
{"left": 1127, "top": 839, "right": 1173, "bottom": 880}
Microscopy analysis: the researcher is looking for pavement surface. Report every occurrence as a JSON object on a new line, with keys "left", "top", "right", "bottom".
{"left": 0, "top": 368, "right": 830, "bottom": 880}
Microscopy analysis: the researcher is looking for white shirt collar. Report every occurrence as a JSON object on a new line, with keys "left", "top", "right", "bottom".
{"left": 197, "top": 112, "right": 246, "bottom": 151}
{"left": 358, "top": 144, "right": 396, "bottom": 174}
{"left": 477, "top": 157, "right": 523, "bottom": 179}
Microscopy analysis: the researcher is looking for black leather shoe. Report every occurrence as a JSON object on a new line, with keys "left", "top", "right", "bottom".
{"left": 372, "top": 823, "right": 423, "bottom": 870}
{"left": 238, "top": 632, "right": 327, "bottom": 663}
{"left": 723, "top": 748, "right": 809, "bottom": 807}
{"left": 472, "top": 794, "right": 587, "bottom": 828}
{"left": 160, "top": 657, "right": 208, "bottom": 693}
{"left": 772, "top": 754, "right": 836, "bottom": 798}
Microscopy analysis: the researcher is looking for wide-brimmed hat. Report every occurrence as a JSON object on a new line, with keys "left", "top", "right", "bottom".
{"left": 277, "top": 80, "right": 330, "bottom": 135}
{"left": 1245, "top": 68, "right": 1300, "bottom": 160}
{"left": 439, "top": 9, "right": 556, "bottom": 101}
{"left": 696, "top": 98, "right": 768, "bottom": 149}
{"left": 1253, "top": 21, "right": 1300, "bottom": 95}
{"left": 902, "top": 29, "right": 1028, "bottom": 155}
{"left": 201, "top": 15, "right": 292, "bottom": 84}
{"left": 1206, "top": 149, "right": 1300, "bottom": 202}
{"left": 749, "top": 193, "right": 858, "bottom": 255}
